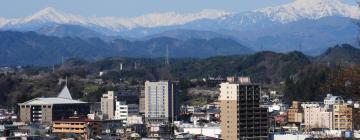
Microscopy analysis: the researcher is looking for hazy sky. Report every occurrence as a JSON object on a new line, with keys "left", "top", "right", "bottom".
{"left": 0, "top": 0, "right": 357, "bottom": 18}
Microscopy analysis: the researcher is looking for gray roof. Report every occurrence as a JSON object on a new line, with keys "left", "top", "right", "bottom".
{"left": 19, "top": 97, "right": 86, "bottom": 105}
{"left": 57, "top": 85, "right": 72, "bottom": 99}
{"left": 19, "top": 85, "right": 86, "bottom": 105}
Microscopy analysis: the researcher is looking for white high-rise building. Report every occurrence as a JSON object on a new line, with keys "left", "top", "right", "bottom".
{"left": 144, "top": 81, "right": 175, "bottom": 124}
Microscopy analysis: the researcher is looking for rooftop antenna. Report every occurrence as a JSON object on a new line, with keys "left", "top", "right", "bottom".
{"left": 165, "top": 45, "right": 170, "bottom": 65}
{"left": 65, "top": 76, "right": 68, "bottom": 86}
{"left": 260, "top": 44, "right": 264, "bottom": 52}
{"left": 52, "top": 64, "right": 55, "bottom": 73}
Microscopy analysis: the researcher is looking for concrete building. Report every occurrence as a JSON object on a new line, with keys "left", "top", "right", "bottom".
{"left": 127, "top": 115, "right": 143, "bottom": 125}
{"left": 18, "top": 85, "right": 89, "bottom": 124}
{"left": 52, "top": 115, "right": 101, "bottom": 139}
{"left": 144, "top": 81, "right": 176, "bottom": 124}
{"left": 353, "top": 106, "right": 360, "bottom": 130}
{"left": 219, "top": 77, "right": 268, "bottom": 140}
{"left": 139, "top": 90, "right": 145, "bottom": 114}
{"left": 117, "top": 91, "right": 139, "bottom": 105}
{"left": 287, "top": 101, "right": 303, "bottom": 124}
{"left": 101, "top": 91, "right": 117, "bottom": 120}
{"left": 176, "top": 123, "right": 221, "bottom": 139}
{"left": 127, "top": 104, "right": 139, "bottom": 115}
{"left": 333, "top": 104, "right": 352, "bottom": 130}
{"left": 304, "top": 106, "right": 333, "bottom": 130}
{"left": 115, "top": 101, "right": 128, "bottom": 121}
{"left": 324, "top": 94, "right": 344, "bottom": 106}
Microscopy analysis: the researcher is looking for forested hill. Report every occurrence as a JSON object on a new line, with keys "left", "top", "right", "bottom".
{"left": 0, "top": 31, "right": 253, "bottom": 66}
{"left": 1, "top": 44, "right": 360, "bottom": 107}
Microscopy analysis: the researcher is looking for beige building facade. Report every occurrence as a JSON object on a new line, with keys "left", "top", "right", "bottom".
{"left": 219, "top": 83, "right": 238, "bottom": 140}
{"left": 101, "top": 91, "right": 117, "bottom": 120}
{"left": 333, "top": 104, "right": 352, "bottom": 130}
{"left": 219, "top": 78, "right": 268, "bottom": 140}
{"left": 287, "top": 101, "right": 303, "bottom": 124}
{"left": 304, "top": 106, "right": 333, "bottom": 130}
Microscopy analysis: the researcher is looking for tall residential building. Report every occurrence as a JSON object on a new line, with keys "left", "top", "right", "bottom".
{"left": 333, "top": 104, "right": 352, "bottom": 130}
{"left": 101, "top": 91, "right": 117, "bottom": 120}
{"left": 219, "top": 77, "right": 268, "bottom": 140}
{"left": 144, "top": 81, "right": 175, "bottom": 124}
{"left": 287, "top": 101, "right": 304, "bottom": 124}
{"left": 304, "top": 106, "right": 333, "bottom": 130}
{"left": 18, "top": 85, "right": 89, "bottom": 124}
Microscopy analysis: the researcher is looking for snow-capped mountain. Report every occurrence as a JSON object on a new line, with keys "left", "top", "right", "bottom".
{"left": 1, "top": 0, "right": 357, "bottom": 33}
{"left": 257, "top": 0, "right": 360, "bottom": 23}
{"left": 0, "top": 7, "right": 229, "bottom": 32}
{"left": 0, "top": 0, "right": 358, "bottom": 55}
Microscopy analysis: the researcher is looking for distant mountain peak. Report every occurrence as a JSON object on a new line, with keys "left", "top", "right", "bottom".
{"left": 37, "top": 7, "right": 58, "bottom": 14}
{"left": 22, "top": 7, "right": 87, "bottom": 24}
{"left": 257, "top": 0, "right": 360, "bottom": 23}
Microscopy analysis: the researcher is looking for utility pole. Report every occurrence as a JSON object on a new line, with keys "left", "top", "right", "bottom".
{"left": 61, "top": 56, "right": 64, "bottom": 65}
{"left": 165, "top": 45, "right": 170, "bottom": 65}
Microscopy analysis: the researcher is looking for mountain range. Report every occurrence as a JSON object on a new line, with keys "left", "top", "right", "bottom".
{"left": 0, "top": 0, "right": 359, "bottom": 64}
{"left": 0, "top": 31, "right": 252, "bottom": 66}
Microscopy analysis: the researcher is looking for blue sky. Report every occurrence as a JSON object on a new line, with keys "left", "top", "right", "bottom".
{"left": 0, "top": 0, "right": 357, "bottom": 18}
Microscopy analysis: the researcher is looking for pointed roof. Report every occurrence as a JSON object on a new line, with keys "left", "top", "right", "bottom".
{"left": 57, "top": 85, "right": 73, "bottom": 100}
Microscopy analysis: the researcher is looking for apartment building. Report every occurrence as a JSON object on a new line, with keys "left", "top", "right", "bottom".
{"left": 144, "top": 81, "right": 176, "bottom": 124}
{"left": 101, "top": 91, "right": 117, "bottom": 120}
{"left": 333, "top": 104, "right": 352, "bottom": 130}
{"left": 304, "top": 106, "right": 333, "bottom": 130}
{"left": 287, "top": 101, "right": 303, "bottom": 124}
{"left": 219, "top": 77, "right": 268, "bottom": 140}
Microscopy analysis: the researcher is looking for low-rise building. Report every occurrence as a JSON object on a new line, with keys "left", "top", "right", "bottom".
{"left": 176, "top": 123, "right": 221, "bottom": 139}
{"left": 52, "top": 114, "right": 101, "bottom": 139}
{"left": 18, "top": 85, "right": 89, "bottom": 124}
{"left": 127, "top": 115, "right": 143, "bottom": 125}
{"left": 115, "top": 101, "right": 128, "bottom": 121}
{"left": 324, "top": 94, "right": 344, "bottom": 106}
{"left": 287, "top": 101, "right": 303, "bottom": 124}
